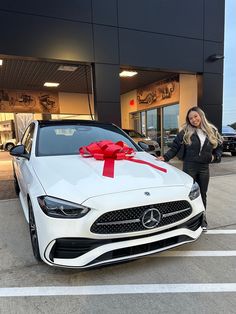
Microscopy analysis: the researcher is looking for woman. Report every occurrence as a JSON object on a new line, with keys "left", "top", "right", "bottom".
{"left": 158, "top": 106, "right": 223, "bottom": 230}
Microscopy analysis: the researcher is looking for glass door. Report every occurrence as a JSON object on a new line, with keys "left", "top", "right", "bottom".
{"left": 162, "top": 104, "right": 179, "bottom": 154}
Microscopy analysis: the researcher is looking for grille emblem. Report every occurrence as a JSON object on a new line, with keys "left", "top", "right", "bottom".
{"left": 144, "top": 192, "right": 150, "bottom": 196}
{"left": 142, "top": 208, "right": 161, "bottom": 229}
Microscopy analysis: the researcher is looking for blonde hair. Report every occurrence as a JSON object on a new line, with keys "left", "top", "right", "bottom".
{"left": 182, "top": 106, "right": 223, "bottom": 148}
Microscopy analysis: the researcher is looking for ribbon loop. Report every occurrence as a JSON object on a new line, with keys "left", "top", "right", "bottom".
{"left": 80, "top": 140, "right": 167, "bottom": 178}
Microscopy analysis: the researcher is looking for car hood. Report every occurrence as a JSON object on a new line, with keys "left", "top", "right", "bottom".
{"left": 32, "top": 152, "right": 192, "bottom": 204}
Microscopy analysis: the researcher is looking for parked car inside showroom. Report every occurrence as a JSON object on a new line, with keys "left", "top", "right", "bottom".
{"left": 123, "top": 129, "right": 161, "bottom": 156}
{"left": 222, "top": 125, "right": 236, "bottom": 156}
{"left": 10, "top": 120, "right": 205, "bottom": 268}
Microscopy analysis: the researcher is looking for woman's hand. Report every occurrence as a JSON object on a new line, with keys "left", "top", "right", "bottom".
{"left": 157, "top": 156, "right": 165, "bottom": 161}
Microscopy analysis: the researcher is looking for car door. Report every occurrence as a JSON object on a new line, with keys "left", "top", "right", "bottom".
{"left": 15, "top": 123, "right": 35, "bottom": 201}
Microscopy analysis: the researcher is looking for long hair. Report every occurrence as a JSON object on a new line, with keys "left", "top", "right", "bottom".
{"left": 182, "top": 106, "right": 223, "bottom": 148}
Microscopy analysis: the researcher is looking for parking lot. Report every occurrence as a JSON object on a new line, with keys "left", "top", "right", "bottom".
{"left": 1, "top": 152, "right": 236, "bottom": 313}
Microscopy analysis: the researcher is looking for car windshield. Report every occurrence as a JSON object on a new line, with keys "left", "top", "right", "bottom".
{"left": 36, "top": 123, "right": 140, "bottom": 156}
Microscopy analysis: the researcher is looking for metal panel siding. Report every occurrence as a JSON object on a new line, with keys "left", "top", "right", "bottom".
{"left": 0, "top": 0, "right": 92, "bottom": 22}
{"left": 93, "top": 64, "right": 120, "bottom": 103}
{"left": 204, "top": 0, "right": 225, "bottom": 42}
{"left": 0, "top": 11, "right": 94, "bottom": 62}
{"left": 119, "top": 29, "right": 203, "bottom": 72}
{"left": 204, "top": 41, "right": 224, "bottom": 74}
{"left": 118, "top": 0, "right": 204, "bottom": 39}
{"left": 92, "top": 0, "right": 118, "bottom": 26}
{"left": 93, "top": 25, "right": 119, "bottom": 63}
{"left": 201, "top": 73, "right": 223, "bottom": 104}
{"left": 95, "top": 102, "right": 121, "bottom": 126}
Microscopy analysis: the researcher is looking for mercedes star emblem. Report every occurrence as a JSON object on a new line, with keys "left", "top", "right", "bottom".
{"left": 142, "top": 208, "right": 161, "bottom": 229}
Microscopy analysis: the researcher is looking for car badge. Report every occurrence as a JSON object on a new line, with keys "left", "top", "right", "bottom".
{"left": 144, "top": 192, "right": 150, "bottom": 196}
{"left": 142, "top": 208, "right": 161, "bottom": 229}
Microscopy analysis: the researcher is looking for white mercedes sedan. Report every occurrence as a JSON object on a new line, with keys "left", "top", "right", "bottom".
{"left": 10, "top": 120, "right": 205, "bottom": 268}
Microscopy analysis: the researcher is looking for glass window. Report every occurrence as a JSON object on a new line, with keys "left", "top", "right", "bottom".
{"left": 37, "top": 123, "right": 141, "bottom": 156}
{"left": 163, "top": 104, "right": 179, "bottom": 152}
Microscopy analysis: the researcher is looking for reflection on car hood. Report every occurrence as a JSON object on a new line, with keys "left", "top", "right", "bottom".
{"left": 32, "top": 152, "right": 192, "bottom": 203}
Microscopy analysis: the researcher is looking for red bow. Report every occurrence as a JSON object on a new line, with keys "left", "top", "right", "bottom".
{"left": 79, "top": 140, "right": 167, "bottom": 178}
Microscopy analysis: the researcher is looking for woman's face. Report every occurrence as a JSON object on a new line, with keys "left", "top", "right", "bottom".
{"left": 188, "top": 110, "right": 202, "bottom": 128}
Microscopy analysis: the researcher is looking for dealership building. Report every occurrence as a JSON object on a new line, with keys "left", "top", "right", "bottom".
{"left": 0, "top": 0, "right": 225, "bottom": 151}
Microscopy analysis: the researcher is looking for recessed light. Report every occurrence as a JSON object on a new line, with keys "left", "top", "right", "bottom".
{"left": 57, "top": 65, "right": 78, "bottom": 72}
{"left": 0, "top": 59, "right": 3, "bottom": 66}
{"left": 44, "top": 82, "right": 60, "bottom": 87}
{"left": 119, "top": 70, "right": 138, "bottom": 77}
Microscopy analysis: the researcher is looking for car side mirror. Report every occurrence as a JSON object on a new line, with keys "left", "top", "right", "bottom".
{"left": 138, "top": 141, "right": 152, "bottom": 152}
{"left": 10, "top": 144, "right": 29, "bottom": 160}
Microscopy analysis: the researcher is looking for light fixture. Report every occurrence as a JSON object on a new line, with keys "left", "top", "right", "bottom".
{"left": 0, "top": 59, "right": 3, "bottom": 66}
{"left": 57, "top": 65, "right": 78, "bottom": 72}
{"left": 208, "top": 54, "right": 224, "bottom": 62}
{"left": 119, "top": 70, "right": 138, "bottom": 77}
{"left": 44, "top": 82, "right": 60, "bottom": 87}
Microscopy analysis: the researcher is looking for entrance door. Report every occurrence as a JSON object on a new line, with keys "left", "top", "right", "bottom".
{"left": 146, "top": 108, "right": 161, "bottom": 145}
{"left": 163, "top": 104, "right": 179, "bottom": 153}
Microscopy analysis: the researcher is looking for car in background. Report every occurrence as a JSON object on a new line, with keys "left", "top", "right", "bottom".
{"left": 10, "top": 120, "right": 204, "bottom": 268}
{"left": 222, "top": 126, "right": 236, "bottom": 156}
{"left": 0, "top": 138, "right": 16, "bottom": 151}
{"left": 123, "top": 129, "right": 161, "bottom": 156}
{"left": 166, "top": 134, "right": 177, "bottom": 147}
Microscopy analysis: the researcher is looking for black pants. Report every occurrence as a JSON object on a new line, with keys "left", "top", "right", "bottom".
{"left": 183, "top": 162, "right": 209, "bottom": 208}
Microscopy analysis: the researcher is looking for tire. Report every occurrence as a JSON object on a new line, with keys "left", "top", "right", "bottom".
{"left": 28, "top": 199, "right": 41, "bottom": 261}
{"left": 5, "top": 143, "right": 15, "bottom": 151}
{"left": 231, "top": 152, "right": 236, "bottom": 156}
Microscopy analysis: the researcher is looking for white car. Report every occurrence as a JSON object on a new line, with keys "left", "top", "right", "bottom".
{"left": 10, "top": 120, "right": 205, "bottom": 268}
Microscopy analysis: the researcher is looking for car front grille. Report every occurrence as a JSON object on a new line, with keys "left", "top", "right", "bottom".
{"left": 49, "top": 213, "right": 203, "bottom": 261}
{"left": 91, "top": 200, "right": 192, "bottom": 234}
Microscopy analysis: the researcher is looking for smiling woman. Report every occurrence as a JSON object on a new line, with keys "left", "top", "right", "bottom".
{"left": 10, "top": 119, "right": 205, "bottom": 268}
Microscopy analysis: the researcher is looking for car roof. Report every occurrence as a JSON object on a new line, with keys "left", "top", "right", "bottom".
{"left": 37, "top": 120, "right": 115, "bottom": 127}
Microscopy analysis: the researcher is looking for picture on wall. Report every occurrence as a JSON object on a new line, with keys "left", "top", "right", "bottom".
{"left": 0, "top": 89, "right": 59, "bottom": 113}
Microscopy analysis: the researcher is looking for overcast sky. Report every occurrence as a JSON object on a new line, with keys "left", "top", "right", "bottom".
{"left": 222, "top": 0, "right": 236, "bottom": 125}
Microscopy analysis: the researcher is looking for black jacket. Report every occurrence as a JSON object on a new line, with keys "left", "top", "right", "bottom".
{"left": 164, "top": 130, "right": 222, "bottom": 164}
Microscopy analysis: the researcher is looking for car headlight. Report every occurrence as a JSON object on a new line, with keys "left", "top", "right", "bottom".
{"left": 37, "top": 196, "right": 90, "bottom": 218}
{"left": 188, "top": 182, "right": 200, "bottom": 201}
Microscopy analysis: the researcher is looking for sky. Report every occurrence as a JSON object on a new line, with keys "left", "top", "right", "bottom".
{"left": 222, "top": 0, "right": 236, "bottom": 125}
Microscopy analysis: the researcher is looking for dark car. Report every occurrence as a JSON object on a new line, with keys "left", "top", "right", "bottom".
{"left": 222, "top": 126, "right": 236, "bottom": 156}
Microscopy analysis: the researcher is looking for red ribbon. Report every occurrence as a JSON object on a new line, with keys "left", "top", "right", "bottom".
{"left": 79, "top": 140, "right": 167, "bottom": 178}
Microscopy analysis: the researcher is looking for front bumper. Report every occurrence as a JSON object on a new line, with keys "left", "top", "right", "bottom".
{"left": 44, "top": 213, "right": 203, "bottom": 268}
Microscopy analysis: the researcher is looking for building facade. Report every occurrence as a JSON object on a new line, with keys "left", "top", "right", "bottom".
{"left": 0, "top": 0, "right": 225, "bottom": 141}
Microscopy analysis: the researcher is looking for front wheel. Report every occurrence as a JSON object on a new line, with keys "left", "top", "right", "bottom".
{"left": 28, "top": 199, "right": 41, "bottom": 261}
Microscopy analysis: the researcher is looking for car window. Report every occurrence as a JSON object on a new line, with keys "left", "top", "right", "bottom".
{"left": 22, "top": 124, "right": 35, "bottom": 154}
{"left": 36, "top": 124, "right": 140, "bottom": 156}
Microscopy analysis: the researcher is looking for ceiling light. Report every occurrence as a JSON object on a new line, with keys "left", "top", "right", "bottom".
{"left": 57, "top": 65, "right": 78, "bottom": 72}
{"left": 0, "top": 59, "right": 3, "bottom": 66}
{"left": 119, "top": 70, "right": 138, "bottom": 77}
{"left": 44, "top": 82, "right": 60, "bottom": 87}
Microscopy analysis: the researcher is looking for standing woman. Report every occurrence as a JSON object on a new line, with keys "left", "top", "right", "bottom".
{"left": 158, "top": 106, "right": 223, "bottom": 229}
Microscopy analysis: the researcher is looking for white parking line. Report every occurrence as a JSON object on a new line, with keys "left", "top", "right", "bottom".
{"left": 1, "top": 283, "right": 236, "bottom": 297}
{"left": 155, "top": 250, "right": 236, "bottom": 257}
{"left": 206, "top": 229, "right": 236, "bottom": 234}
